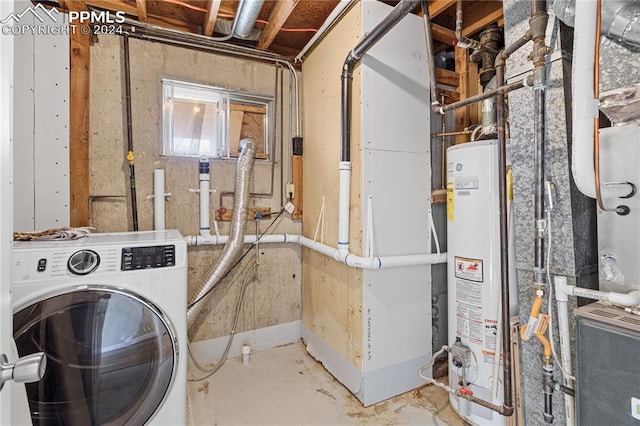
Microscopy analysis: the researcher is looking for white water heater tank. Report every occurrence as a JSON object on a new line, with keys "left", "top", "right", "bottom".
{"left": 446, "top": 140, "right": 518, "bottom": 426}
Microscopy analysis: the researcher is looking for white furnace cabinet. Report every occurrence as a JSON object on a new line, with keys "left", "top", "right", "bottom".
{"left": 358, "top": 1, "right": 433, "bottom": 406}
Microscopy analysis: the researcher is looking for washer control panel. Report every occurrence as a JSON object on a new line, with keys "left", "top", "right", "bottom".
{"left": 121, "top": 245, "right": 175, "bottom": 271}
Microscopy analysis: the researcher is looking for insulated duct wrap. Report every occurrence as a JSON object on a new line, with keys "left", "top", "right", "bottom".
{"left": 187, "top": 139, "right": 257, "bottom": 329}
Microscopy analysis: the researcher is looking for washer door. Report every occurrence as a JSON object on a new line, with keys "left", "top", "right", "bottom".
{"left": 13, "top": 288, "right": 177, "bottom": 426}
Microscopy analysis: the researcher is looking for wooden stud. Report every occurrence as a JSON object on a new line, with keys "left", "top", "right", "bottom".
{"left": 292, "top": 155, "right": 303, "bottom": 219}
{"left": 258, "top": 0, "right": 299, "bottom": 51}
{"left": 68, "top": 0, "right": 90, "bottom": 227}
{"left": 136, "top": 0, "right": 147, "bottom": 22}
{"left": 435, "top": 68, "right": 459, "bottom": 87}
{"left": 203, "top": 0, "right": 221, "bottom": 36}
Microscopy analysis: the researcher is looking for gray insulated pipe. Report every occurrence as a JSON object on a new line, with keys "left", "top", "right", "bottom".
{"left": 187, "top": 139, "right": 257, "bottom": 330}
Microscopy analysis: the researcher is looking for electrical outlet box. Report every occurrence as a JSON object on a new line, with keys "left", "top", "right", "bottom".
{"left": 286, "top": 183, "right": 295, "bottom": 199}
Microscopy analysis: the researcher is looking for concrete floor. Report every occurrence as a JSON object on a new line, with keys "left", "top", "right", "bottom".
{"left": 187, "top": 342, "right": 468, "bottom": 425}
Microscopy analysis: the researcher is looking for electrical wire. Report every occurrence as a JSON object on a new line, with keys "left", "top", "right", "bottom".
{"left": 545, "top": 209, "right": 576, "bottom": 382}
{"left": 187, "top": 209, "right": 285, "bottom": 310}
{"left": 188, "top": 262, "right": 257, "bottom": 381}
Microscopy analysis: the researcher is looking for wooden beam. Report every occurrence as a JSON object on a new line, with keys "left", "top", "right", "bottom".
{"left": 84, "top": 0, "right": 137, "bottom": 15}
{"left": 82, "top": 0, "right": 198, "bottom": 32}
{"left": 67, "top": 0, "right": 90, "bottom": 226}
{"left": 258, "top": 0, "right": 299, "bottom": 51}
{"left": 428, "top": 0, "right": 456, "bottom": 18}
{"left": 203, "top": 0, "right": 221, "bottom": 36}
{"left": 431, "top": 23, "right": 456, "bottom": 46}
{"left": 460, "top": 1, "right": 503, "bottom": 36}
{"left": 136, "top": 0, "right": 147, "bottom": 22}
{"left": 435, "top": 68, "right": 459, "bottom": 87}
{"left": 229, "top": 103, "right": 266, "bottom": 114}
{"left": 437, "top": 88, "right": 460, "bottom": 103}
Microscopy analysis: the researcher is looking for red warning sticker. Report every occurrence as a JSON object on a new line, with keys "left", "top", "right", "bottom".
{"left": 454, "top": 256, "right": 484, "bottom": 282}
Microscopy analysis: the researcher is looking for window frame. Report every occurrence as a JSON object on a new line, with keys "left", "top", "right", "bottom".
{"left": 161, "top": 78, "right": 274, "bottom": 160}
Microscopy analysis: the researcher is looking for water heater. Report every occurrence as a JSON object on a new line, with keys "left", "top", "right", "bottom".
{"left": 446, "top": 140, "right": 518, "bottom": 425}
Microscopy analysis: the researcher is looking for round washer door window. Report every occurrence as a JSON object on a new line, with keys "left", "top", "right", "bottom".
{"left": 13, "top": 288, "right": 176, "bottom": 426}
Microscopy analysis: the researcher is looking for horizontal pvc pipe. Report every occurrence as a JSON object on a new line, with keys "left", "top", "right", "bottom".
{"left": 555, "top": 275, "right": 640, "bottom": 306}
{"left": 186, "top": 233, "right": 447, "bottom": 270}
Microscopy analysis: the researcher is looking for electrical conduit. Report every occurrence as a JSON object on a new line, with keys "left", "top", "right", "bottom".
{"left": 187, "top": 139, "right": 256, "bottom": 330}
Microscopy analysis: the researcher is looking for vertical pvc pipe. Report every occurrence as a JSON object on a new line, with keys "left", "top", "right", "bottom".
{"left": 199, "top": 158, "right": 210, "bottom": 235}
{"left": 153, "top": 169, "right": 166, "bottom": 230}
{"left": 338, "top": 162, "right": 351, "bottom": 254}
{"left": 555, "top": 278, "right": 576, "bottom": 426}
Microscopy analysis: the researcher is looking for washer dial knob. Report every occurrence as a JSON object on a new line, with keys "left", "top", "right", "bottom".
{"left": 67, "top": 250, "right": 100, "bottom": 275}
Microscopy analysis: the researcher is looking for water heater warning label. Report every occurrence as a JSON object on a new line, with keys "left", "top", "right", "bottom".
{"left": 454, "top": 257, "right": 484, "bottom": 282}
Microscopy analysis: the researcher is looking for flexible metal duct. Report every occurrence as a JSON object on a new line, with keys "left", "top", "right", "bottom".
{"left": 554, "top": 0, "right": 640, "bottom": 48}
{"left": 187, "top": 139, "right": 257, "bottom": 329}
{"left": 234, "top": 0, "right": 266, "bottom": 39}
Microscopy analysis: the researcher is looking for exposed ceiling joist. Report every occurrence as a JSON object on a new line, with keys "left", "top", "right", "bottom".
{"left": 203, "top": 0, "right": 221, "bottom": 36}
{"left": 428, "top": 0, "right": 455, "bottom": 18}
{"left": 136, "top": 0, "right": 147, "bottom": 22}
{"left": 258, "top": 0, "right": 299, "bottom": 50}
{"left": 82, "top": 0, "right": 197, "bottom": 32}
{"left": 59, "top": 0, "right": 86, "bottom": 11}
{"left": 85, "top": 0, "right": 136, "bottom": 15}
{"left": 431, "top": 23, "right": 456, "bottom": 46}
{"left": 460, "top": 1, "right": 503, "bottom": 36}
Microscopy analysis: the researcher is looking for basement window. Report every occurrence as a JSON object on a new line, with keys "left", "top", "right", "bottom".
{"left": 162, "top": 79, "right": 272, "bottom": 160}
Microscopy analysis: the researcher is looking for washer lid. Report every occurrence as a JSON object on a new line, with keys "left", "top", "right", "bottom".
{"left": 13, "top": 288, "right": 177, "bottom": 426}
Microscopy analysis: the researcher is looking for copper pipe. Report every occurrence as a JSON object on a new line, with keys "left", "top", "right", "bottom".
{"left": 593, "top": 0, "right": 608, "bottom": 211}
{"left": 432, "top": 130, "right": 472, "bottom": 137}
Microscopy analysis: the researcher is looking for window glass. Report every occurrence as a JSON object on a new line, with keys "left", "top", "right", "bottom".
{"left": 162, "top": 79, "right": 272, "bottom": 160}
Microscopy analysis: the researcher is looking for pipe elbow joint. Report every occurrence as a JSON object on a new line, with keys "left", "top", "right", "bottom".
{"left": 501, "top": 405, "right": 514, "bottom": 417}
{"left": 343, "top": 52, "right": 358, "bottom": 77}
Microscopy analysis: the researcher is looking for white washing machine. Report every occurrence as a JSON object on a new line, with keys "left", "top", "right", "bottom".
{"left": 11, "top": 230, "right": 187, "bottom": 426}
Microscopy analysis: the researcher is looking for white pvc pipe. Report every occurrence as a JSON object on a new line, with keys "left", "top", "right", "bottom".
{"left": 199, "top": 163, "right": 210, "bottom": 236}
{"left": 153, "top": 169, "right": 166, "bottom": 230}
{"left": 338, "top": 162, "right": 351, "bottom": 255}
{"left": 571, "top": 1, "right": 631, "bottom": 200}
{"left": 555, "top": 275, "right": 640, "bottom": 307}
{"left": 554, "top": 277, "right": 575, "bottom": 426}
{"left": 571, "top": 0, "right": 599, "bottom": 199}
{"left": 295, "top": 0, "right": 355, "bottom": 62}
{"left": 185, "top": 233, "right": 447, "bottom": 270}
